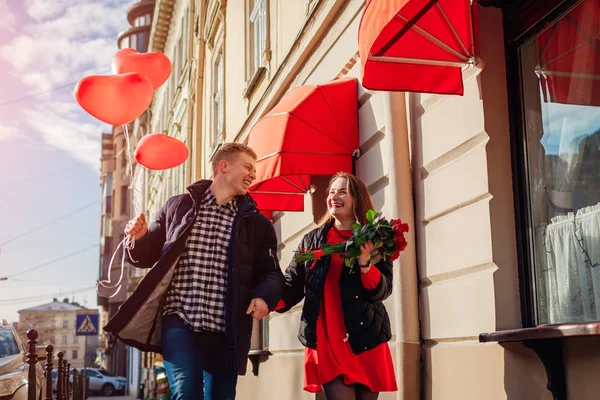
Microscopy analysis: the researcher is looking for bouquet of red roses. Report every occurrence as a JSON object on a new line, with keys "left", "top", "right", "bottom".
{"left": 295, "top": 209, "right": 409, "bottom": 268}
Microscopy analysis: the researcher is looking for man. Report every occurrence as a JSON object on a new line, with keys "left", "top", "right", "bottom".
{"left": 104, "top": 143, "right": 284, "bottom": 400}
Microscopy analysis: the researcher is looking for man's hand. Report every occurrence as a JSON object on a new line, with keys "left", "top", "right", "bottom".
{"left": 246, "top": 298, "right": 269, "bottom": 320}
{"left": 125, "top": 213, "right": 148, "bottom": 240}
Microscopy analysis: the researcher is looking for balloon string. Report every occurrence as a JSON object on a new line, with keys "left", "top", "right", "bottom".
{"left": 123, "top": 124, "right": 133, "bottom": 179}
{"left": 96, "top": 236, "right": 138, "bottom": 298}
{"left": 123, "top": 123, "right": 143, "bottom": 214}
{"left": 132, "top": 184, "right": 143, "bottom": 217}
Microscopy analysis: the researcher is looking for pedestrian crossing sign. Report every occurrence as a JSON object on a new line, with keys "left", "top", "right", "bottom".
{"left": 76, "top": 312, "right": 99, "bottom": 336}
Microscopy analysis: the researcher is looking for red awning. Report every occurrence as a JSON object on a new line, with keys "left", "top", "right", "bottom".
{"left": 358, "top": 0, "right": 476, "bottom": 95}
{"left": 536, "top": 0, "right": 600, "bottom": 107}
{"left": 248, "top": 78, "right": 359, "bottom": 212}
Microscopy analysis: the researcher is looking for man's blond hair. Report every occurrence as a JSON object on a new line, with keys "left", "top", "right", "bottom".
{"left": 212, "top": 142, "right": 257, "bottom": 176}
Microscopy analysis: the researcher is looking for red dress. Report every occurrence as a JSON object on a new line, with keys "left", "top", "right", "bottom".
{"left": 303, "top": 229, "right": 397, "bottom": 393}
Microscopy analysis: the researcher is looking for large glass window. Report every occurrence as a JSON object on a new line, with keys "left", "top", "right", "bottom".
{"left": 212, "top": 52, "right": 224, "bottom": 147}
{"left": 250, "top": 0, "right": 267, "bottom": 74}
{"left": 519, "top": 0, "right": 600, "bottom": 324}
{"left": 0, "top": 326, "right": 19, "bottom": 358}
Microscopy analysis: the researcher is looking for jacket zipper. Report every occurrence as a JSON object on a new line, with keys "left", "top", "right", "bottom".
{"left": 268, "top": 248, "right": 278, "bottom": 269}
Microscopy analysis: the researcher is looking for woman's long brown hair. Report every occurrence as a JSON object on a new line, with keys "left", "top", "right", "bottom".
{"left": 318, "top": 172, "right": 375, "bottom": 226}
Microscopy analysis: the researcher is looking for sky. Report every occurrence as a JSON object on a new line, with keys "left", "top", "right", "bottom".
{"left": 0, "top": 0, "right": 135, "bottom": 322}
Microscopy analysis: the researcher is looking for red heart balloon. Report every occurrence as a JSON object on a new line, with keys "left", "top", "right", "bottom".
{"left": 134, "top": 133, "right": 189, "bottom": 170}
{"left": 112, "top": 48, "right": 172, "bottom": 91}
{"left": 75, "top": 73, "right": 153, "bottom": 126}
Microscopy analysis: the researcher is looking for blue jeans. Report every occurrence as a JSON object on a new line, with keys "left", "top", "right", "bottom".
{"left": 161, "top": 315, "right": 238, "bottom": 400}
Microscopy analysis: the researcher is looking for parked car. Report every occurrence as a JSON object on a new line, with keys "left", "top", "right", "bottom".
{"left": 0, "top": 319, "right": 45, "bottom": 400}
{"left": 78, "top": 368, "right": 126, "bottom": 396}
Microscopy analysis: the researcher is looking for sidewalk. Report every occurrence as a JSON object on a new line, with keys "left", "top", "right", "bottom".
{"left": 88, "top": 396, "right": 136, "bottom": 400}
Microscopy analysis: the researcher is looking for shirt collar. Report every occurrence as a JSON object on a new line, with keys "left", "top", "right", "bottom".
{"left": 202, "top": 190, "right": 237, "bottom": 212}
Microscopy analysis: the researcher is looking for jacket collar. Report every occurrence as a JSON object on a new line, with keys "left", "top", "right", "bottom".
{"left": 187, "top": 179, "right": 257, "bottom": 210}
{"left": 315, "top": 218, "right": 334, "bottom": 246}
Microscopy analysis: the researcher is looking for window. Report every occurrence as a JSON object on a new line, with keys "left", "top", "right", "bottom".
{"left": 72, "top": 350, "right": 78, "bottom": 359}
{"left": 121, "top": 186, "right": 129, "bottom": 215}
{"left": 73, "top": 336, "right": 78, "bottom": 344}
{"left": 249, "top": 0, "right": 267, "bottom": 74}
{"left": 509, "top": 0, "right": 600, "bottom": 325}
{"left": 137, "top": 32, "right": 146, "bottom": 52}
{"left": 121, "top": 140, "right": 127, "bottom": 168}
{"left": 130, "top": 34, "right": 137, "bottom": 51}
{"left": 51, "top": 320, "right": 56, "bottom": 329}
{"left": 120, "top": 35, "right": 130, "bottom": 49}
{"left": 86, "top": 370, "right": 100, "bottom": 378}
{"left": 0, "top": 326, "right": 19, "bottom": 358}
{"left": 62, "top": 336, "right": 67, "bottom": 344}
{"left": 212, "top": 51, "right": 224, "bottom": 148}
{"left": 112, "top": 189, "right": 116, "bottom": 217}
{"left": 63, "top": 320, "right": 68, "bottom": 329}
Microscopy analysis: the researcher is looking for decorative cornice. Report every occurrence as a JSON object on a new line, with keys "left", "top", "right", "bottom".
{"left": 149, "top": 0, "right": 176, "bottom": 53}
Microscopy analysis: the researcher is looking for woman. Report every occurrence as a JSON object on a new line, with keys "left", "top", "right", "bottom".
{"left": 275, "top": 172, "right": 397, "bottom": 400}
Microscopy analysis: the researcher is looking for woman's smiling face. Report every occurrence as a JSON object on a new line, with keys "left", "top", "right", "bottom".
{"left": 327, "top": 177, "right": 354, "bottom": 222}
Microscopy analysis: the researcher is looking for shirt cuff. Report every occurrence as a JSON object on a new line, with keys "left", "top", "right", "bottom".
{"left": 360, "top": 266, "right": 381, "bottom": 290}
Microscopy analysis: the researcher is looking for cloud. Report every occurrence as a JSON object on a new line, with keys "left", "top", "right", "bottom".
{"left": 0, "top": 1, "right": 17, "bottom": 34}
{"left": 0, "top": 0, "right": 135, "bottom": 172}
{"left": 22, "top": 104, "right": 104, "bottom": 170}
{"left": 0, "top": 125, "right": 20, "bottom": 141}
{"left": 23, "top": 0, "right": 69, "bottom": 22}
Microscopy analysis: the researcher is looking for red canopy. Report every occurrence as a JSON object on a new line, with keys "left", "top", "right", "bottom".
{"left": 248, "top": 78, "right": 359, "bottom": 212}
{"left": 358, "top": 0, "right": 476, "bottom": 95}
{"left": 536, "top": 0, "right": 600, "bottom": 107}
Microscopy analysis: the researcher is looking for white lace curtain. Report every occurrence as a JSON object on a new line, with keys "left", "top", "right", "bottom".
{"left": 535, "top": 203, "right": 600, "bottom": 324}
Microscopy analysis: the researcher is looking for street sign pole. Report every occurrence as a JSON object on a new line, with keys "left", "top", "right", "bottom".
{"left": 76, "top": 310, "right": 98, "bottom": 400}
{"left": 84, "top": 335, "right": 88, "bottom": 399}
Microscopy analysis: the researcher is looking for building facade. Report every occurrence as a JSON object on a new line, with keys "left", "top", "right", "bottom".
{"left": 129, "top": 0, "right": 600, "bottom": 399}
{"left": 18, "top": 300, "right": 99, "bottom": 370}
{"left": 194, "top": 0, "right": 600, "bottom": 399}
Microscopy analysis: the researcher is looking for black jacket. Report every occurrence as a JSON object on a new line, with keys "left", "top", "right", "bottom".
{"left": 277, "top": 220, "right": 393, "bottom": 354}
{"left": 104, "top": 180, "right": 284, "bottom": 375}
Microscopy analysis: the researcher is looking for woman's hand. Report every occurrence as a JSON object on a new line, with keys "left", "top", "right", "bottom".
{"left": 358, "top": 240, "right": 381, "bottom": 270}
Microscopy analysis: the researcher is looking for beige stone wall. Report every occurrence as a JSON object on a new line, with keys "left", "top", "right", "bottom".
{"left": 234, "top": 1, "right": 419, "bottom": 399}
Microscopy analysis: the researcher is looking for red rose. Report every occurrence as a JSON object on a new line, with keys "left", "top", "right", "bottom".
{"left": 392, "top": 220, "right": 409, "bottom": 234}
{"left": 394, "top": 234, "right": 407, "bottom": 252}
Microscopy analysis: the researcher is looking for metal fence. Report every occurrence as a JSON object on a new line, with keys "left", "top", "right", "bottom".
{"left": 25, "top": 329, "right": 88, "bottom": 400}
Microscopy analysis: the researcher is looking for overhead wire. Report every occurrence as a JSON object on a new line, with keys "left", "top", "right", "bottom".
{"left": 0, "top": 286, "right": 96, "bottom": 305}
{"left": 1, "top": 244, "right": 99, "bottom": 278}
{"left": 0, "top": 166, "right": 78, "bottom": 187}
{"left": 1, "top": 200, "right": 100, "bottom": 246}
{"left": 0, "top": 69, "right": 111, "bottom": 108}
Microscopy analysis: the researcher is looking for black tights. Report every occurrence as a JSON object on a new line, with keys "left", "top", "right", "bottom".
{"left": 322, "top": 376, "right": 379, "bottom": 400}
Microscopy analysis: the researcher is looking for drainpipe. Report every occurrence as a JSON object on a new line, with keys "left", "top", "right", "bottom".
{"left": 383, "top": 91, "right": 420, "bottom": 399}
{"left": 191, "top": 0, "right": 206, "bottom": 181}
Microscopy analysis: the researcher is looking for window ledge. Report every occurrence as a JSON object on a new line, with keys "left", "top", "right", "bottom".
{"left": 247, "top": 349, "right": 271, "bottom": 376}
{"left": 243, "top": 67, "right": 266, "bottom": 99}
{"left": 480, "top": 322, "right": 600, "bottom": 400}
{"left": 479, "top": 322, "right": 600, "bottom": 343}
